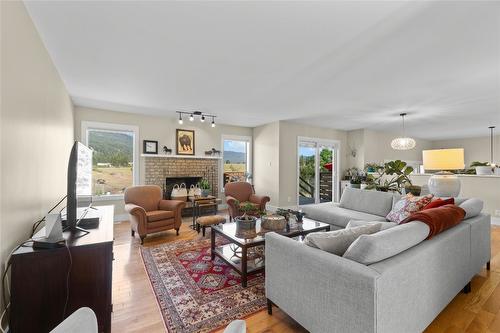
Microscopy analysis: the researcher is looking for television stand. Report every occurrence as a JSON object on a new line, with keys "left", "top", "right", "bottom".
{"left": 10, "top": 205, "right": 114, "bottom": 332}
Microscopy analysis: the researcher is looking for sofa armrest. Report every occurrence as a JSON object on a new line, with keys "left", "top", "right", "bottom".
{"left": 225, "top": 195, "right": 240, "bottom": 218}
{"left": 124, "top": 204, "right": 147, "bottom": 236}
{"left": 125, "top": 203, "right": 146, "bottom": 216}
{"left": 225, "top": 195, "right": 238, "bottom": 206}
{"left": 249, "top": 194, "right": 270, "bottom": 210}
{"left": 265, "top": 232, "right": 380, "bottom": 333}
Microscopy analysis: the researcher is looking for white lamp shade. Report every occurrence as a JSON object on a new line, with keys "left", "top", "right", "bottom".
{"left": 422, "top": 148, "right": 465, "bottom": 171}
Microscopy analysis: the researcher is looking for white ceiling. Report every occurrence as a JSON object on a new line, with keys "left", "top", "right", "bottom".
{"left": 24, "top": 1, "right": 500, "bottom": 140}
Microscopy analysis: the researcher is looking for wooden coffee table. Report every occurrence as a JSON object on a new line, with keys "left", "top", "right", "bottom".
{"left": 210, "top": 217, "right": 330, "bottom": 287}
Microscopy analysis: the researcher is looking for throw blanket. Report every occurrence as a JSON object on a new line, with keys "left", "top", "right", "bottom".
{"left": 402, "top": 204, "right": 466, "bottom": 239}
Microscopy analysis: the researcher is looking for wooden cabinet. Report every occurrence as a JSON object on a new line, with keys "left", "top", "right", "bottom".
{"left": 10, "top": 206, "right": 114, "bottom": 333}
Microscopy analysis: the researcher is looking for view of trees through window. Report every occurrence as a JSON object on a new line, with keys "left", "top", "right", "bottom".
{"left": 299, "top": 144, "right": 333, "bottom": 205}
{"left": 223, "top": 139, "right": 249, "bottom": 185}
{"left": 88, "top": 130, "right": 134, "bottom": 195}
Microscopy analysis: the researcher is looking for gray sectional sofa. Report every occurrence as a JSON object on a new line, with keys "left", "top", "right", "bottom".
{"left": 265, "top": 188, "right": 491, "bottom": 333}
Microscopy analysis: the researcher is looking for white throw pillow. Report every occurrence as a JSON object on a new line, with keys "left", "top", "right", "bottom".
{"left": 343, "top": 221, "right": 430, "bottom": 265}
{"left": 459, "top": 198, "right": 483, "bottom": 219}
{"left": 346, "top": 220, "right": 397, "bottom": 231}
{"left": 304, "top": 223, "right": 382, "bottom": 255}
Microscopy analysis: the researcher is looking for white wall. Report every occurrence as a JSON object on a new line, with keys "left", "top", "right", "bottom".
{"left": 252, "top": 122, "right": 280, "bottom": 206}
{"left": 346, "top": 129, "right": 365, "bottom": 169}
{"left": 74, "top": 106, "right": 253, "bottom": 217}
{"left": 1, "top": 0, "right": 74, "bottom": 305}
{"left": 432, "top": 135, "right": 500, "bottom": 167}
{"left": 363, "top": 129, "right": 433, "bottom": 165}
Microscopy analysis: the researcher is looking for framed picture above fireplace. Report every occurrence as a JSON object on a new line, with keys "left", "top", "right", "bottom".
{"left": 176, "top": 129, "right": 195, "bottom": 155}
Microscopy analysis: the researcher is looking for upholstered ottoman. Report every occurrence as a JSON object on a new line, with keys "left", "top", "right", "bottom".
{"left": 196, "top": 215, "right": 226, "bottom": 236}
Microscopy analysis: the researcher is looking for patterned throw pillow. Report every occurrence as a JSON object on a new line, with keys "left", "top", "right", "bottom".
{"left": 386, "top": 193, "right": 434, "bottom": 224}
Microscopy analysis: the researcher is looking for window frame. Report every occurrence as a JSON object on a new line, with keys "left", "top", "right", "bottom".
{"left": 220, "top": 135, "right": 253, "bottom": 192}
{"left": 81, "top": 121, "right": 140, "bottom": 201}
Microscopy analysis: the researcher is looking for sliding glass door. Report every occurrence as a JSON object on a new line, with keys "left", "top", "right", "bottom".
{"left": 298, "top": 138, "right": 339, "bottom": 205}
{"left": 298, "top": 141, "right": 317, "bottom": 205}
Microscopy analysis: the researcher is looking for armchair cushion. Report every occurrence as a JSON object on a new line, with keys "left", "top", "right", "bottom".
{"left": 146, "top": 210, "right": 174, "bottom": 222}
{"left": 158, "top": 199, "right": 185, "bottom": 212}
{"left": 249, "top": 194, "right": 270, "bottom": 207}
{"left": 239, "top": 201, "right": 259, "bottom": 209}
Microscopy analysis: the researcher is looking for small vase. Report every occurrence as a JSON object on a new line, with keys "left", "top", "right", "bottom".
{"left": 201, "top": 189, "right": 210, "bottom": 197}
{"left": 476, "top": 166, "right": 493, "bottom": 175}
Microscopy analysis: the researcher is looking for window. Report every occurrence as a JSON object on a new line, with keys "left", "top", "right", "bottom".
{"left": 81, "top": 121, "right": 139, "bottom": 198}
{"left": 222, "top": 136, "right": 252, "bottom": 186}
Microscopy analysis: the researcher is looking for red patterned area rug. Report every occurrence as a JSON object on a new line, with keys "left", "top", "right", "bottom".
{"left": 140, "top": 237, "right": 265, "bottom": 333}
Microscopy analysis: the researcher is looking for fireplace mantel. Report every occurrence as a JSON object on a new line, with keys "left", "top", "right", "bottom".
{"left": 141, "top": 154, "right": 222, "bottom": 160}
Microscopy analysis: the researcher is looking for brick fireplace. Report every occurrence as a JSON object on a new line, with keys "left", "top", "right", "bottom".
{"left": 143, "top": 156, "right": 220, "bottom": 198}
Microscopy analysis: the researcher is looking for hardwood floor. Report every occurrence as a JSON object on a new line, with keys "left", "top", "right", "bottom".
{"left": 111, "top": 217, "right": 500, "bottom": 333}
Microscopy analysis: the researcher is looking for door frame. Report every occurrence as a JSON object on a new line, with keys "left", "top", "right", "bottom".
{"left": 296, "top": 136, "right": 341, "bottom": 205}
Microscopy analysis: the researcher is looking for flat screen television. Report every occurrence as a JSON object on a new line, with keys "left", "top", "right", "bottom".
{"left": 65, "top": 141, "right": 93, "bottom": 232}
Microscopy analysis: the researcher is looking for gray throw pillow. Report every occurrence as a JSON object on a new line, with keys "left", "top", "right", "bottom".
{"left": 459, "top": 198, "right": 483, "bottom": 219}
{"left": 304, "top": 223, "right": 382, "bottom": 255}
{"left": 343, "top": 221, "right": 430, "bottom": 265}
{"left": 346, "top": 220, "right": 397, "bottom": 231}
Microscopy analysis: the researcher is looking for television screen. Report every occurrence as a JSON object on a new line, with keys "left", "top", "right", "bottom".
{"left": 66, "top": 141, "right": 93, "bottom": 230}
{"left": 76, "top": 142, "right": 92, "bottom": 199}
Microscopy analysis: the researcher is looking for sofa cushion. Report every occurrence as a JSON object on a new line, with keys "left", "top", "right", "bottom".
{"left": 146, "top": 210, "right": 174, "bottom": 222}
{"left": 386, "top": 194, "right": 433, "bottom": 224}
{"left": 346, "top": 220, "right": 397, "bottom": 231}
{"left": 343, "top": 221, "right": 430, "bottom": 265}
{"left": 458, "top": 198, "right": 483, "bottom": 219}
{"left": 304, "top": 223, "right": 382, "bottom": 255}
{"left": 300, "top": 202, "right": 386, "bottom": 228}
{"left": 339, "top": 188, "right": 396, "bottom": 217}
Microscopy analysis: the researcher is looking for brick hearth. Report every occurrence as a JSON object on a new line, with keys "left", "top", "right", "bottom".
{"left": 144, "top": 156, "right": 220, "bottom": 197}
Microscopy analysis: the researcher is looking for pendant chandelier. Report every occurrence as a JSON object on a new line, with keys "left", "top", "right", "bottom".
{"left": 391, "top": 113, "right": 416, "bottom": 150}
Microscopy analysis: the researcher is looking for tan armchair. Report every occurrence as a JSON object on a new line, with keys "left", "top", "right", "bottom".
{"left": 124, "top": 185, "right": 185, "bottom": 244}
{"left": 225, "top": 182, "right": 270, "bottom": 221}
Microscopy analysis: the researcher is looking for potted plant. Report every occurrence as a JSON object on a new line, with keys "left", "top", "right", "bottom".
{"left": 235, "top": 201, "right": 258, "bottom": 230}
{"left": 471, "top": 161, "right": 493, "bottom": 175}
{"left": 198, "top": 179, "right": 211, "bottom": 197}
{"left": 364, "top": 163, "right": 382, "bottom": 173}
{"left": 349, "top": 176, "right": 362, "bottom": 189}
{"left": 365, "top": 160, "right": 419, "bottom": 194}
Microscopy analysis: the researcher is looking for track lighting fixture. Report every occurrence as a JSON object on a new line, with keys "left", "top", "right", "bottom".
{"left": 176, "top": 111, "right": 217, "bottom": 128}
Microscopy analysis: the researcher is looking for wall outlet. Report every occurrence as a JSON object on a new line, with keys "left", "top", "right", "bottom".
{"left": 287, "top": 196, "right": 292, "bottom": 202}
{"left": 495, "top": 210, "right": 500, "bottom": 217}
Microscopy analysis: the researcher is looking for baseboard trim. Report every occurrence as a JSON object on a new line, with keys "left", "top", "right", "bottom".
{"left": 491, "top": 217, "right": 500, "bottom": 226}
